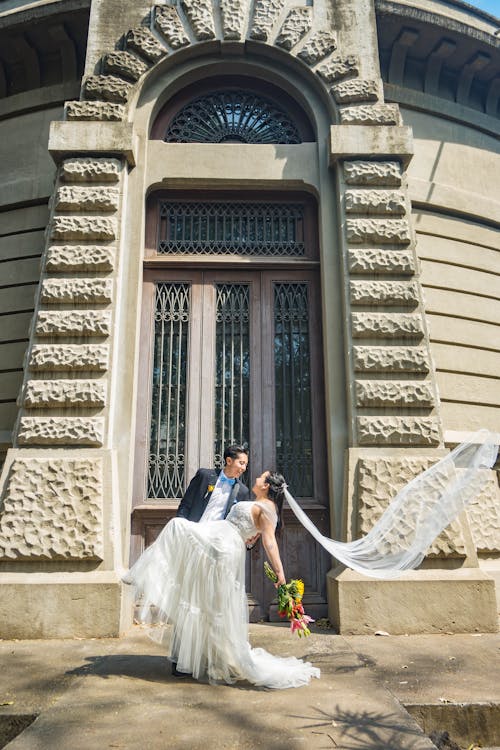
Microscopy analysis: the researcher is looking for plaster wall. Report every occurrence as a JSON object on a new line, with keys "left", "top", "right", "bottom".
{"left": 402, "top": 107, "right": 500, "bottom": 440}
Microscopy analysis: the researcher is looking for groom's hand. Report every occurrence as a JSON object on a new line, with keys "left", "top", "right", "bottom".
{"left": 245, "top": 534, "right": 260, "bottom": 550}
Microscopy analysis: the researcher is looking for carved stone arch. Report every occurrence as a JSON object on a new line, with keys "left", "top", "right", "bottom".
{"left": 64, "top": 3, "right": 401, "bottom": 127}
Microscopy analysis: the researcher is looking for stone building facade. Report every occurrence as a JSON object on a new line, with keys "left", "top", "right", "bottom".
{"left": 0, "top": 0, "right": 498, "bottom": 637}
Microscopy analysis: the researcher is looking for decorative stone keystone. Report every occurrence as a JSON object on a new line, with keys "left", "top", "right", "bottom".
{"left": 350, "top": 280, "right": 419, "bottom": 306}
{"left": 220, "top": 0, "right": 249, "bottom": 39}
{"left": 65, "top": 101, "right": 125, "bottom": 121}
{"left": 61, "top": 158, "right": 121, "bottom": 183}
{"left": 353, "top": 346, "right": 430, "bottom": 373}
{"left": 355, "top": 380, "right": 435, "bottom": 408}
{"left": 84, "top": 75, "right": 132, "bottom": 104}
{"left": 125, "top": 27, "right": 167, "bottom": 63}
{"left": 55, "top": 186, "right": 119, "bottom": 213}
{"left": 45, "top": 246, "right": 116, "bottom": 272}
{"left": 181, "top": 0, "right": 216, "bottom": 40}
{"left": 275, "top": 8, "right": 313, "bottom": 50}
{"left": 18, "top": 417, "right": 105, "bottom": 446}
{"left": 103, "top": 51, "right": 149, "bottom": 82}
{"left": 344, "top": 160, "right": 402, "bottom": 187}
{"left": 340, "top": 104, "right": 402, "bottom": 126}
{"left": 35, "top": 311, "right": 112, "bottom": 337}
{"left": 41, "top": 278, "right": 113, "bottom": 304}
{"left": 357, "top": 416, "right": 441, "bottom": 445}
{"left": 23, "top": 380, "right": 107, "bottom": 408}
{"left": 346, "top": 218, "right": 411, "bottom": 244}
{"left": 250, "top": 0, "right": 286, "bottom": 41}
{"left": 348, "top": 249, "right": 415, "bottom": 275}
{"left": 155, "top": 6, "right": 190, "bottom": 48}
{"left": 29, "top": 344, "right": 109, "bottom": 372}
{"left": 51, "top": 216, "right": 116, "bottom": 241}
{"left": 297, "top": 31, "right": 337, "bottom": 64}
{"left": 332, "top": 79, "right": 379, "bottom": 104}
{"left": 345, "top": 190, "right": 406, "bottom": 215}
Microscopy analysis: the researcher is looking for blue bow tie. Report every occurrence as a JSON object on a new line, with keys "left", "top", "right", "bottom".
{"left": 220, "top": 474, "right": 236, "bottom": 486}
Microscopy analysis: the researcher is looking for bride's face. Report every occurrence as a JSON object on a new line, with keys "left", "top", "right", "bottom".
{"left": 252, "top": 471, "right": 270, "bottom": 497}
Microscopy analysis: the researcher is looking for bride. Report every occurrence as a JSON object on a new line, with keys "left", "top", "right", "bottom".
{"left": 123, "top": 470, "right": 320, "bottom": 689}
{"left": 123, "top": 432, "right": 498, "bottom": 689}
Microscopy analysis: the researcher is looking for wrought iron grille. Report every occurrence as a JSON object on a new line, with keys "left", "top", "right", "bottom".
{"left": 214, "top": 284, "right": 250, "bottom": 479}
{"left": 274, "top": 283, "right": 313, "bottom": 496}
{"left": 158, "top": 202, "right": 305, "bottom": 256}
{"left": 148, "top": 282, "right": 190, "bottom": 499}
{"left": 164, "top": 91, "right": 301, "bottom": 144}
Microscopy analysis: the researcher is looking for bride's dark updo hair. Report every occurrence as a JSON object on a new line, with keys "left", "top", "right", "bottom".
{"left": 264, "top": 471, "right": 286, "bottom": 535}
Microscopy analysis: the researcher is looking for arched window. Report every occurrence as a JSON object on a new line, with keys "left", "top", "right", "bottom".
{"left": 151, "top": 76, "right": 315, "bottom": 143}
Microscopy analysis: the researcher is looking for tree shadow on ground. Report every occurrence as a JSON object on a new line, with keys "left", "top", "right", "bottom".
{"left": 291, "top": 705, "right": 432, "bottom": 750}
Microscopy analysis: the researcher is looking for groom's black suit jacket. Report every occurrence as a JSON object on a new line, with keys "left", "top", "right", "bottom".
{"left": 176, "top": 468, "right": 250, "bottom": 522}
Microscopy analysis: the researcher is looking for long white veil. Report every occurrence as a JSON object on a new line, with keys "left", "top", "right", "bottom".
{"left": 284, "top": 431, "right": 498, "bottom": 579}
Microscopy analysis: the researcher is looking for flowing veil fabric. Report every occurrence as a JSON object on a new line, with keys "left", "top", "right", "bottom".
{"left": 285, "top": 431, "right": 498, "bottom": 579}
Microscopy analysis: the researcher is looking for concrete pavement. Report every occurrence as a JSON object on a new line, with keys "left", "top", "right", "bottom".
{"left": 1, "top": 623, "right": 499, "bottom": 750}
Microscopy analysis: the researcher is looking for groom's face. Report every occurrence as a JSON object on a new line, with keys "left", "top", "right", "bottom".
{"left": 224, "top": 452, "right": 248, "bottom": 479}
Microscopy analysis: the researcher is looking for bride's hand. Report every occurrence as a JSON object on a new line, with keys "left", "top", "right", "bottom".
{"left": 275, "top": 574, "right": 286, "bottom": 588}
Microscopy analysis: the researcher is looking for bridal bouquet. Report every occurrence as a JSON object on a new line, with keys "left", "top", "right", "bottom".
{"left": 264, "top": 562, "right": 314, "bottom": 637}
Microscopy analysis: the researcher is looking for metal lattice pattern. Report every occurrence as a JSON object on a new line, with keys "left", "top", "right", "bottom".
{"left": 214, "top": 284, "right": 250, "bottom": 478}
{"left": 158, "top": 202, "right": 305, "bottom": 256}
{"left": 148, "top": 283, "right": 190, "bottom": 499}
{"left": 274, "top": 283, "right": 313, "bottom": 496}
{"left": 165, "top": 91, "right": 302, "bottom": 144}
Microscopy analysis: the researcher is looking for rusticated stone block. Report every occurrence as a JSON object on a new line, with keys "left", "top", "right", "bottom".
{"left": 332, "top": 79, "right": 379, "bottom": 104}
{"left": 467, "top": 474, "right": 500, "bottom": 553}
{"left": 353, "top": 346, "right": 430, "bottom": 373}
{"left": 84, "top": 75, "right": 132, "bottom": 104}
{"left": 55, "top": 186, "right": 119, "bottom": 213}
{"left": 275, "top": 8, "right": 312, "bottom": 50}
{"left": 51, "top": 216, "right": 116, "bottom": 241}
{"left": 348, "top": 249, "right": 415, "bottom": 276}
{"left": 350, "top": 280, "right": 419, "bottom": 306}
{"left": 346, "top": 218, "right": 411, "bottom": 244}
{"left": 340, "top": 104, "right": 402, "bottom": 126}
{"left": 355, "top": 380, "right": 435, "bottom": 408}
{"left": 351, "top": 312, "right": 424, "bottom": 338}
{"left": 250, "top": 0, "right": 286, "bottom": 41}
{"left": 297, "top": 31, "right": 337, "bottom": 64}
{"left": 17, "top": 417, "right": 105, "bottom": 446}
{"left": 45, "top": 245, "right": 115, "bottom": 272}
{"left": 61, "top": 158, "right": 121, "bottom": 183}
{"left": 125, "top": 27, "right": 167, "bottom": 63}
{"left": 357, "top": 416, "right": 441, "bottom": 446}
{"left": 103, "top": 51, "right": 148, "bottom": 82}
{"left": 65, "top": 101, "right": 125, "bottom": 121}
{"left": 181, "top": 0, "right": 216, "bottom": 40}
{"left": 23, "top": 380, "right": 107, "bottom": 408}
{"left": 29, "top": 344, "right": 109, "bottom": 371}
{"left": 344, "top": 160, "right": 402, "bottom": 187}
{"left": 316, "top": 55, "right": 358, "bottom": 83}
{"left": 155, "top": 6, "right": 190, "bottom": 48}
{"left": 41, "top": 278, "right": 112, "bottom": 304}
{"left": 220, "top": 0, "right": 248, "bottom": 39}
{"left": 345, "top": 190, "right": 406, "bottom": 215}
{"left": 36, "top": 311, "right": 112, "bottom": 337}
{"left": 357, "top": 456, "right": 465, "bottom": 557}
{"left": 0, "top": 458, "right": 103, "bottom": 559}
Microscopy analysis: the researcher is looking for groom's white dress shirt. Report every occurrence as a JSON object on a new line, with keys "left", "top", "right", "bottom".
{"left": 199, "top": 472, "right": 234, "bottom": 522}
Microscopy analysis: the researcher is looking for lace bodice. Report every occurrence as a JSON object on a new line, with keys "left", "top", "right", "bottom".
{"left": 226, "top": 501, "right": 277, "bottom": 540}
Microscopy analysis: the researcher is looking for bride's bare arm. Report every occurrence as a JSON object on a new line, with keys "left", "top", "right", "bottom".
{"left": 254, "top": 506, "right": 285, "bottom": 585}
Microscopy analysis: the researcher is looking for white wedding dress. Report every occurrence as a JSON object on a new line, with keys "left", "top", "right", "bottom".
{"left": 123, "top": 500, "right": 320, "bottom": 689}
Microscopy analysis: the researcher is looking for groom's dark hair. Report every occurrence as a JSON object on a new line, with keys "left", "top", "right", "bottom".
{"left": 224, "top": 444, "right": 248, "bottom": 462}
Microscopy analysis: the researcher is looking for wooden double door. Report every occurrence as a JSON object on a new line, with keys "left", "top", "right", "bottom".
{"left": 133, "top": 267, "right": 330, "bottom": 618}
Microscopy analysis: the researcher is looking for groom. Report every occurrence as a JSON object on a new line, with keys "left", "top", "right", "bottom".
{"left": 176, "top": 444, "right": 250, "bottom": 522}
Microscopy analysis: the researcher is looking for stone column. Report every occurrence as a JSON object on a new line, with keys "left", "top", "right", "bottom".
{"left": 326, "top": 124, "right": 498, "bottom": 634}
